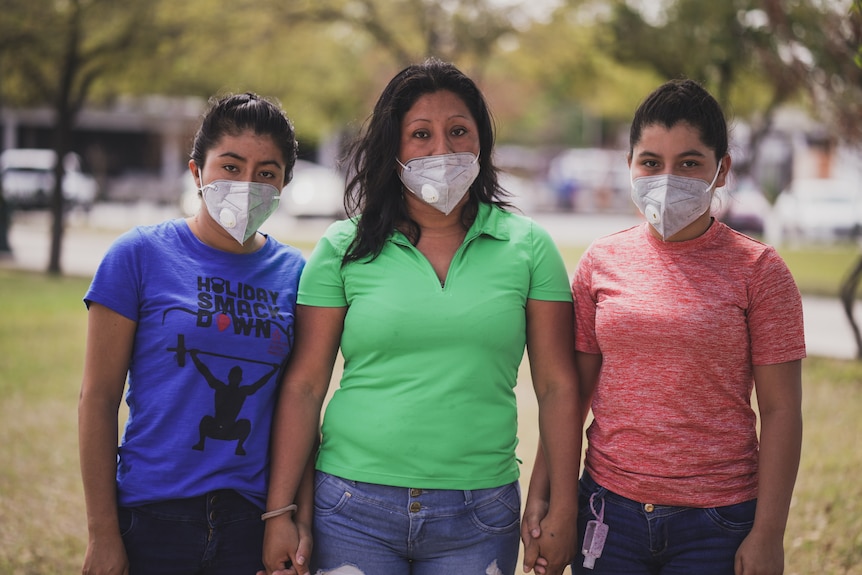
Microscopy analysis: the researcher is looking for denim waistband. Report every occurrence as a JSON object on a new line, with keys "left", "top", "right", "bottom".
{"left": 316, "top": 471, "right": 518, "bottom": 507}
{"left": 580, "top": 471, "right": 693, "bottom": 518}
{"left": 121, "top": 489, "right": 261, "bottom": 523}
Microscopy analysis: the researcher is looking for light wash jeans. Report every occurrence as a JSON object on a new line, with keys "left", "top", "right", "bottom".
{"left": 311, "top": 471, "right": 521, "bottom": 575}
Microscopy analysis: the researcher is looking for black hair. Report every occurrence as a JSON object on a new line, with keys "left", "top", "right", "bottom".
{"left": 629, "top": 79, "right": 728, "bottom": 162}
{"left": 190, "top": 92, "right": 298, "bottom": 185}
{"left": 342, "top": 57, "right": 508, "bottom": 264}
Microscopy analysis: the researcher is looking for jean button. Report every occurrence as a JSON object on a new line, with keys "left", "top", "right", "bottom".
{"left": 644, "top": 503, "right": 655, "bottom": 512}
{"left": 409, "top": 501, "right": 421, "bottom": 513}
{"left": 410, "top": 489, "right": 422, "bottom": 497}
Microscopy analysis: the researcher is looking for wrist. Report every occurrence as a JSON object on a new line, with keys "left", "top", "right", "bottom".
{"left": 261, "top": 503, "right": 297, "bottom": 521}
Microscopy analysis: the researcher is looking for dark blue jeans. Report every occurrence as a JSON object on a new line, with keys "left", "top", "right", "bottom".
{"left": 119, "top": 489, "right": 264, "bottom": 575}
{"left": 311, "top": 471, "right": 521, "bottom": 575}
{"left": 572, "top": 471, "right": 756, "bottom": 575}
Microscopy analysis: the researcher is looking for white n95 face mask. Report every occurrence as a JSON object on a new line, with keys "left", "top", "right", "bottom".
{"left": 397, "top": 152, "right": 480, "bottom": 215}
{"left": 630, "top": 165, "right": 721, "bottom": 240}
{"left": 200, "top": 177, "right": 281, "bottom": 245}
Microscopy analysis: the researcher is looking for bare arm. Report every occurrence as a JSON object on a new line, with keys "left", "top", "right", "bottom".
{"left": 261, "top": 304, "right": 346, "bottom": 575}
{"left": 575, "top": 351, "right": 602, "bottom": 426}
{"left": 735, "top": 360, "right": 803, "bottom": 575}
{"left": 522, "top": 349, "right": 601, "bottom": 574}
{"left": 521, "top": 299, "right": 582, "bottom": 575}
{"left": 78, "top": 303, "right": 136, "bottom": 575}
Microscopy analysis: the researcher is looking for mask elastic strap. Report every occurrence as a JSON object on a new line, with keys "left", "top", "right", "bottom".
{"left": 707, "top": 161, "right": 723, "bottom": 191}
{"left": 395, "top": 152, "right": 480, "bottom": 170}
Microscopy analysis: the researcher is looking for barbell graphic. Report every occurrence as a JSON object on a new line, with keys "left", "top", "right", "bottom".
{"left": 167, "top": 334, "right": 280, "bottom": 369}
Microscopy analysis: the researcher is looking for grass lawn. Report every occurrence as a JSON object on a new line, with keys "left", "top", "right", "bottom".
{"left": 1, "top": 238, "right": 862, "bottom": 573}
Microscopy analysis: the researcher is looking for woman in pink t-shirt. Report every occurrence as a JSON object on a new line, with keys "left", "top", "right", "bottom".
{"left": 522, "top": 79, "right": 805, "bottom": 575}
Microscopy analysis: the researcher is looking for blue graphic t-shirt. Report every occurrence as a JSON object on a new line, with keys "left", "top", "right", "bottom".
{"left": 84, "top": 219, "right": 305, "bottom": 508}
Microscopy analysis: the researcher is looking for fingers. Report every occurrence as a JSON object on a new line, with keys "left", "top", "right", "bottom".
{"left": 532, "top": 554, "right": 550, "bottom": 575}
{"left": 523, "top": 536, "right": 540, "bottom": 573}
{"left": 292, "top": 535, "right": 311, "bottom": 575}
{"left": 522, "top": 503, "right": 546, "bottom": 541}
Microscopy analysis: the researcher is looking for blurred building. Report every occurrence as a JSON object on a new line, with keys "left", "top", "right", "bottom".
{"left": 0, "top": 96, "right": 205, "bottom": 204}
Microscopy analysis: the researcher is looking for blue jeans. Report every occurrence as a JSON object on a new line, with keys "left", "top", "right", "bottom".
{"left": 572, "top": 471, "right": 756, "bottom": 575}
{"left": 311, "top": 471, "right": 521, "bottom": 575}
{"left": 118, "top": 489, "right": 264, "bottom": 575}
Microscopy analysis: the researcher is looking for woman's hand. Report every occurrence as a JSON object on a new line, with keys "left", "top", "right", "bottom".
{"left": 260, "top": 515, "right": 312, "bottom": 575}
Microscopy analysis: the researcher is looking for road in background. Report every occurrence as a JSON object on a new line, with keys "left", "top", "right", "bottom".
{"left": 1, "top": 202, "right": 857, "bottom": 360}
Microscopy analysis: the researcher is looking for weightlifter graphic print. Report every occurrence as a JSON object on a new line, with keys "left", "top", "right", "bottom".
{"left": 164, "top": 274, "right": 294, "bottom": 457}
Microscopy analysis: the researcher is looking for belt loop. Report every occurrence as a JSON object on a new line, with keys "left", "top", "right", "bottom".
{"left": 463, "top": 490, "right": 474, "bottom": 505}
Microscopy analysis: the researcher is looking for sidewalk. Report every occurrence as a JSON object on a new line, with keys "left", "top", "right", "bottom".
{"left": 1, "top": 204, "right": 858, "bottom": 360}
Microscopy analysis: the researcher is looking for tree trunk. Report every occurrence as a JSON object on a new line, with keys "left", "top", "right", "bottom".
{"left": 839, "top": 253, "right": 862, "bottom": 360}
{"left": 0, "top": 195, "right": 11, "bottom": 255}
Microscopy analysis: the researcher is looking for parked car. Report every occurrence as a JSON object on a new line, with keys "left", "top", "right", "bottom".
{"left": 774, "top": 178, "right": 862, "bottom": 242}
{"left": 280, "top": 160, "right": 345, "bottom": 218}
{"left": 717, "top": 180, "right": 771, "bottom": 235}
{"left": 0, "top": 148, "right": 98, "bottom": 209}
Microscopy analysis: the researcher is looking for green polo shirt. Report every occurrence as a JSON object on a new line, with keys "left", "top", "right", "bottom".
{"left": 297, "top": 202, "right": 572, "bottom": 489}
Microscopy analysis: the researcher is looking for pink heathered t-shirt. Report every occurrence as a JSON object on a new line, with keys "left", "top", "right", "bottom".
{"left": 573, "top": 221, "right": 806, "bottom": 507}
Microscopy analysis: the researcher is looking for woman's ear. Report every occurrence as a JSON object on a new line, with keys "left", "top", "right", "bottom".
{"left": 716, "top": 154, "right": 732, "bottom": 188}
{"left": 188, "top": 160, "right": 201, "bottom": 188}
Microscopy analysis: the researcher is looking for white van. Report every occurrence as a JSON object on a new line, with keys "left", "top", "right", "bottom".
{"left": 0, "top": 148, "right": 98, "bottom": 209}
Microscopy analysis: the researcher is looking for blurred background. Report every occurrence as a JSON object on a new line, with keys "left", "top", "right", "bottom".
{"left": 1, "top": 0, "right": 861, "bottom": 258}
{"left": 2, "top": 3, "right": 862, "bottom": 573}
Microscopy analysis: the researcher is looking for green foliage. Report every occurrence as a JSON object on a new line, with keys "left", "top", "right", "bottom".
{"left": 0, "top": 271, "right": 89, "bottom": 399}
{"left": 1, "top": 0, "right": 160, "bottom": 108}
{"left": 778, "top": 245, "right": 862, "bottom": 298}
{"left": 788, "top": 356, "right": 862, "bottom": 573}
{"left": 1, "top": 0, "right": 860, "bottom": 151}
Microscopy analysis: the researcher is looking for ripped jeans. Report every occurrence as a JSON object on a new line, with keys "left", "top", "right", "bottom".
{"left": 311, "top": 471, "right": 521, "bottom": 575}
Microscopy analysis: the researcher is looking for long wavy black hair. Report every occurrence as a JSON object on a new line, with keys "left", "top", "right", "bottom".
{"left": 342, "top": 58, "right": 510, "bottom": 264}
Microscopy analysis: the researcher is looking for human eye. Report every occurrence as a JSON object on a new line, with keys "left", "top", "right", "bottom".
{"left": 451, "top": 126, "right": 468, "bottom": 137}
{"left": 222, "top": 164, "right": 239, "bottom": 174}
{"left": 681, "top": 159, "right": 700, "bottom": 168}
{"left": 412, "top": 129, "right": 430, "bottom": 140}
{"left": 259, "top": 170, "right": 278, "bottom": 180}
{"left": 641, "top": 159, "right": 659, "bottom": 169}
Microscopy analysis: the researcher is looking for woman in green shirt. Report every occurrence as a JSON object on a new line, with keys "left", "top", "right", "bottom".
{"left": 260, "top": 58, "right": 581, "bottom": 575}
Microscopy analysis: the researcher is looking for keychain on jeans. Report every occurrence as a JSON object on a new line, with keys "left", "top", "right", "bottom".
{"left": 582, "top": 492, "right": 609, "bottom": 569}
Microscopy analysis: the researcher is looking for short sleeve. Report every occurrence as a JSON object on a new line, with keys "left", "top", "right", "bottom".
{"left": 83, "top": 228, "right": 145, "bottom": 321}
{"left": 527, "top": 221, "right": 573, "bottom": 302}
{"left": 297, "top": 221, "right": 353, "bottom": 307}
{"left": 572, "top": 246, "right": 599, "bottom": 353}
{"left": 748, "top": 247, "right": 806, "bottom": 364}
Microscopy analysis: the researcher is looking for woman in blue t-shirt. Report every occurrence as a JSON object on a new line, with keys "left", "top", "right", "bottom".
{"left": 78, "top": 93, "right": 306, "bottom": 575}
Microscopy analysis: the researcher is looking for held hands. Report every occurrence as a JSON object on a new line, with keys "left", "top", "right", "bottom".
{"left": 521, "top": 497, "right": 576, "bottom": 575}
{"left": 259, "top": 515, "right": 313, "bottom": 575}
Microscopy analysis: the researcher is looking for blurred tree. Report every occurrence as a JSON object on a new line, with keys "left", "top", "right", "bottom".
{"left": 487, "top": 0, "right": 662, "bottom": 147}
{"left": 837, "top": 0, "right": 862, "bottom": 360}
{"left": 758, "top": 0, "right": 862, "bottom": 145}
{"left": 1, "top": 0, "right": 165, "bottom": 274}
{"left": 263, "top": 0, "right": 519, "bottom": 70}
{"left": 242, "top": 0, "right": 530, "bottom": 153}
{"left": 586, "top": 0, "right": 861, "bottom": 193}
